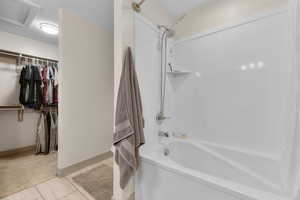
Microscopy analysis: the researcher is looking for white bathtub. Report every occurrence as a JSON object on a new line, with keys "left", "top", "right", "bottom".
{"left": 135, "top": 139, "right": 291, "bottom": 200}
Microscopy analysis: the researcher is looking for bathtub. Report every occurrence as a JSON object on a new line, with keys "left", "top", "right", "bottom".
{"left": 135, "top": 139, "right": 290, "bottom": 200}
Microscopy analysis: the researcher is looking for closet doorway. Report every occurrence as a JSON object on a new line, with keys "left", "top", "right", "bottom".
{"left": 0, "top": 50, "right": 59, "bottom": 198}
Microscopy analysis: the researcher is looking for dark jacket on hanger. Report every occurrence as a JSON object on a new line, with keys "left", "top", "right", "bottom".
{"left": 19, "top": 67, "right": 28, "bottom": 105}
{"left": 29, "top": 66, "right": 43, "bottom": 109}
{"left": 19, "top": 65, "right": 43, "bottom": 109}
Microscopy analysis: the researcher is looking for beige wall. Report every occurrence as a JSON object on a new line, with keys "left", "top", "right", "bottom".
{"left": 113, "top": 1, "right": 175, "bottom": 200}
{"left": 58, "top": 9, "right": 113, "bottom": 170}
{"left": 113, "top": 1, "right": 134, "bottom": 199}
{"left": 0, "top": 31, "right": 58, "bottom": 152}
{"left": 174, "top": 0, "right": 289, "bottom": 39}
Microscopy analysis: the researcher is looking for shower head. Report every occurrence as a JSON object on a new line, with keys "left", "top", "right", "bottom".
{"left": 132, "top": 0, "right": 146, "bottom": 13}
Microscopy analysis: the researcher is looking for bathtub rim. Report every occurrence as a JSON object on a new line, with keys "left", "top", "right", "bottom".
{"left": 139, "top": 148, "right": 289, "bottom": 200}
{"left": 168, "top": 139, "right": 282, "bottom": 191}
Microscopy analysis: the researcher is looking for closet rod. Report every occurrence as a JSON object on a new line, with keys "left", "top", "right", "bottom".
{"left": 0, "top": 105, "right": 23, "bottom": 111}
{"left": 0, "top": 49, "right": 58, "bottom": 63}
{"left": 0, "top": 105, "right": 24, "bottom": 121}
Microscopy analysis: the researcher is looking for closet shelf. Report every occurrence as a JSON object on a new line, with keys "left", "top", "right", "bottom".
{"left": 167, "top": 71, "right": 191, "bottom": 76}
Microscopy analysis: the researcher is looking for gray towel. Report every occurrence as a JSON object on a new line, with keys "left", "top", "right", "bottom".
{"left": 113, "top": 47, "right": 145, "bottom": 189}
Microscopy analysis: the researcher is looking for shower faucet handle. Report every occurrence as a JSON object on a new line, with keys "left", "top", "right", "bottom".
{"left": 159, "top": 131, "right": 170, "bottom": 138}
{"left": 156, "top": 113, "right": 172, "bottom": 121}
{"left": 160, "top": 116, "right": 171, "bottom": 120}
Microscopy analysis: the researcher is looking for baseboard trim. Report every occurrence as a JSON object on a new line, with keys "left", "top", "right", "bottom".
{"left": 57, "top": 151, "right": 113, "bottom": 177}
{"left": 0, "top": 145, "right": 35, "bottom": 157}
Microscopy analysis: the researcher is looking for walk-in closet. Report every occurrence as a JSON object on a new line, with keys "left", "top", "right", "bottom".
{"left": 0, "top": 49, "right": 59, "bottom": 197}
{"left": 0, "top": 0, "right": 114, "bottom": 199}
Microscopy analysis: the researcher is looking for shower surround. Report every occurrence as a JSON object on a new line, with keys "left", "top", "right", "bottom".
{"left": 133, "top": 5, "right": 300, "bottom": 200}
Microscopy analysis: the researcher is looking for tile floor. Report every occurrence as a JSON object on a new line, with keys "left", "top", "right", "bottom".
{"left": 0, "top": 151, "right": 57, "bottom": 198}
{"left": 0, "top": 158, "right": 113, "bottom": 200}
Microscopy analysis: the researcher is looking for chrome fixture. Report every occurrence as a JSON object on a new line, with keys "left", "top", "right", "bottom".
{"left": 163, "top": 148, "right": 170, "bottom": 156}
{"left": 132, "top": 0, "right": 146, "bottom": 13}
{"left": 169, "top": 63, "right": 174, "bottom": 72}
{"left": 158, "top": 131, "right": 170, "bottom": 138}
{"left": 156, "top": 113, "right": 171, "bottom": 122}
{"left": 157, "top": 25, "right": 175, "bottom": 124}
{"left": 157, "top": 25, "right": 176, "bottom": 38}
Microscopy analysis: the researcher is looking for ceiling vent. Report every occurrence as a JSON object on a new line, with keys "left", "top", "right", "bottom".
{"left": 0, "top": 0, "right": 40, "bottom": 27}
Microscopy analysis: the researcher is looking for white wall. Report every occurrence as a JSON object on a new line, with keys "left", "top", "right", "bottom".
{"left": 0, "top": 31, "right": 58, "bottom": 152}
{"left": 173, "top": 12, "right": 290, "bottom": 156}
{"left": 173, "top": 0, "right": 288, "bottom": 39}
{"left": 115, "top": 1, "right": 300, "bottom": 199}
{"left": 172, "top": 11, "right": 293, "bottom": 190}
{"left": 290, "top": 0, "right": 300, "bottom": 196}
{"left": 134, "top": 16, "right": 168, "bottom": 153}
{"left": 113, "top": 1, "right": 174, "bottom": 199}
{"left": 58, "top": 9, "right": 113, "bottom": 170}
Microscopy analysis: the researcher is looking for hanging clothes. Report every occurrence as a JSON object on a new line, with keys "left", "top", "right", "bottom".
{"left": 19, "top": 65, "right": 43, "bottom": 109}
{"left": 44, "top": 112, "right": 51, "bottom": 154}
{"left": 19, "top": 62, "right": 59, "bottom": 155}
{"left": 29, "top": 66, "right": 43, "bottom": 109}
{"left": 19, "top": 64, "right": 59, "bottom": 109}
{"left": 53, "top": 66, "right": 59, "bottom": 104}
{"left": 35, "top": 112, "right": 47, "bottom": 154}
{"left": 35, "top": 111, "right": 58, "bottom": 155}
{"left": 49, "top": 112, "right": 58, "bottom": 152}
{"left": 19, "top": 67, "right": 29, "bottom": 105}
{"left": 41, "top": 65, "right": 59, "bottom": 106}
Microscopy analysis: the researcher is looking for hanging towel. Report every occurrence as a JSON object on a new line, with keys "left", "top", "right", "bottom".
{"left": 113, "top": 47, "right": 145, "bottom": 189}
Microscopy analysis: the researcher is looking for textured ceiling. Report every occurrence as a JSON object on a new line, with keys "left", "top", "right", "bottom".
{"left": 0, "top": 0, "right": 113, "bottom": 44}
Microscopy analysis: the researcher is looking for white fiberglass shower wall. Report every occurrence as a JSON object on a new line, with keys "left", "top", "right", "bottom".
{"left": 131, "top": 2, "right": 300, "bottom": 200}
{"left": 134, "top": 15, "right": 175, "bottom": 153}
{"left": 173, "top": 11, "right": 289, "bottom": 156}
{"left": 172, "top": 10, "right": 291, "bottom": 189}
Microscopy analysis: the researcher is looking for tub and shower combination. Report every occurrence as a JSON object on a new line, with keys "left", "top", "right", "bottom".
{"left": 132, "top": 4, "right": 300, "bottom": 200}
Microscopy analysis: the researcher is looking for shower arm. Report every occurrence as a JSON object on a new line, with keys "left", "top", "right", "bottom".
{"left": 137, "top": 0, "right": 146, "bottom": 6}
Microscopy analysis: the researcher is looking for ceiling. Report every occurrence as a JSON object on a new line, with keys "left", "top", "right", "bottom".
{"left": 0, "top": 0, "right": 113, "bottom": 45}
{"left": 161, "top": 0, "right": 208, "bottom": 18}
{"left": 0, "top": 0, "right": 206, "bottom": 45}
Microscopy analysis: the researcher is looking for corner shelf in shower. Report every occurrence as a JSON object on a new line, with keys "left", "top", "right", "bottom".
{"left": 167, "top": 71, "right": 191, "bottom": 76}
